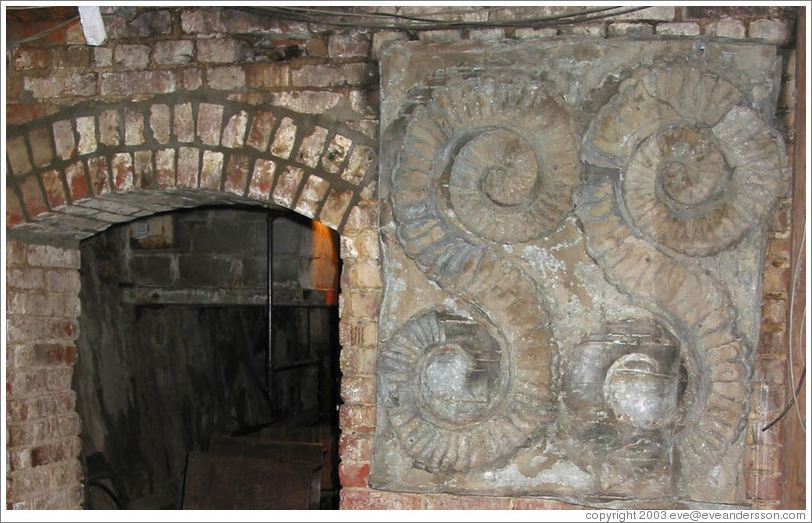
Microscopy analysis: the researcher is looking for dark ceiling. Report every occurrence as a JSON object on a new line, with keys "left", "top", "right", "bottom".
{"left": 5, "top": 6, "right": 80, "bottom": 44}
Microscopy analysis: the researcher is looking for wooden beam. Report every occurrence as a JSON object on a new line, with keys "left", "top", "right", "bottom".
{"left": 782, "top": 4, "right": 807, "bottom": 511}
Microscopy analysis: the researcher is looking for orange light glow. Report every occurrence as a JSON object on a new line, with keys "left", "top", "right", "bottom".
{"left": 311, "top": 220, "right": 338, "bottom": 304}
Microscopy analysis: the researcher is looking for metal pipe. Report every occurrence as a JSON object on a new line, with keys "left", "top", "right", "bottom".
{"left": 267, "top": 213, "right": 275, "bottom": 415}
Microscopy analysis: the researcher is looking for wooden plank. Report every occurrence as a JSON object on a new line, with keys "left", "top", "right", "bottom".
{"left": 181, "top": 451, "right": 316, "bottom": 510}
{"left": 209, "top": 436, "right": 323, "bottom": 509}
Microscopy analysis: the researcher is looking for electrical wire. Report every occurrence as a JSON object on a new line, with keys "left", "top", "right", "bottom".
{"left": 762, "top": 216, "right": 807, "bottom": 433}
{"left": 787, "top": 216, "right": 806, "bottom": 433}
{"left": 9, "top": 14, "right": 80, "bottom": 45}
{"left": 234, "top": 5, "right": 651, "bottom": 31}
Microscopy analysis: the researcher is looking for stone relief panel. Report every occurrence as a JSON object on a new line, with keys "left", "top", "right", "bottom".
{"left": 373, "top": 39, "right": 787, "bottom": 507}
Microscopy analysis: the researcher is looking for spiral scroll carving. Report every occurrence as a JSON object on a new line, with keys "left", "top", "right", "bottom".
{"left": 578, "top": 63, "right": 786, "bottom": 490}
{"left": 384, "top": 73, "right": 573, "bottom": 471}
{"left": 378, "top": 309, "right": 551, "bottom": 473}
{"left": 583, "top": 65, "right": 786, "bottom": 257}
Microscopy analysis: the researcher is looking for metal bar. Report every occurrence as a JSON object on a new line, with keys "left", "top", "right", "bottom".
{"left": 267, "top": 214, "right": 275, "bottom": 413}
{"left": 273, "top": 358, "right": 321, "bottom": 372}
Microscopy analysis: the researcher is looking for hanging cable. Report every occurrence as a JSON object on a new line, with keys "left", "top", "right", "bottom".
{"left": 233, "top": 5, "right": 651, "bottom": 31}
{"left": 9, "top": 14, "right": 80, "bottom": 45}
{"left": 763, "top": 216, "right": 807, "bottom": 433}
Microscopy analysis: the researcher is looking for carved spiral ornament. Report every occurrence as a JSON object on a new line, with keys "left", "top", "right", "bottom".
{"left": 394, "top": 73, "right": 580, "bottom": 245}
{"left": 378, "top": 309, "right": 550, "bottom": 473}
{"left": 583, "top": 65, "right": 785, "bottom": 257}
{"left": 384, "top": 73, "right": 568, "bottom": 472}
{"left": 578, "top": 63, "right": 787, "bottom": 488}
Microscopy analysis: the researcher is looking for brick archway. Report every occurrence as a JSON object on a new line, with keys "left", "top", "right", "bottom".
{"left": 6, "top": 93, "right": 377, "bottom": 245}
{"left": 5, "top": 95, "right": 379, "bottom": 509}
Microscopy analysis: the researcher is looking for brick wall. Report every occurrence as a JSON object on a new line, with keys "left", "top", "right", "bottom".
{"left": 5, "top": 241, "right": 84, "bottom": 509}
{"left": 5, "top": 5, "right": 803, "bottom": 510}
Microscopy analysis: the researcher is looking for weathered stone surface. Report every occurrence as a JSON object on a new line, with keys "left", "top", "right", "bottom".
{"left": 270, "top": 117, "right": 297, "bottom": 159}
{"left": 124, "top": 110, "right": 145, "bottom": 146}
{"left": 221, "top": 110, "right": 248, "bottom": 149}
{"left": 245, "top": 111, "right": 274, "bottom": 152}
{"left": 7, "top": 136, "right": 32, "bottom": 175}
{"left": 295, "top": 126, "right": 328, "bottom": 168}
{"left": 150, "top": 104, "right": 171, "bottom": 145}
{"left": 197, "top": 103, "right": 223, "bottom": 146}
{"left": 98, "top": 110, "right": 120, "bottom": 147}
{"left": 52, "top": 120, "right": 75, "bottom": 161}
{"left": 153, "top": 40, "right": 195, "bottom": 65}
{"left": 372, "top": 37, "right": 783, "bottom": 507}
{"left": 75, "top": 116, "right": 96, "bottom": 155}
{"left": 173, "top": 103, "right": 195, "bottom": 143}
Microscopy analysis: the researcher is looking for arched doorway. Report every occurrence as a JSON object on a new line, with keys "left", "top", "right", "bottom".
{"left": 73, "top": 205, "right": 341, "bottom": 509}
{"left": 5, "top": 95, "right": 377, "bottom": 510}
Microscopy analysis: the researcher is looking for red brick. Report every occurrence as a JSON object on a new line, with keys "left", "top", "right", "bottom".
{"left": 339, "top": 341, "right": 376, "bottom": 375}
{"left": 425, "top": 494, "right": 512, "bottom": 510}
{"left": 14, "top": 48, "right": 50, "bottom": 70}
{"left": 338, "top": 322, "right": 377, "bottom": 349}
{"left": 111, "top": 153, "right": 134, "bottom": 192}
{"left": 86, "top": 156, "right": 110, "bottom": 196}
{"left": 7, "top": 74, "right": 23, "bottom": 101}
{"left": 338, "top": 462, "right": 369, "bottom": 488}
{"left": 746, "top": 474, "right": 782, "bottom": 501}
{"left": 155, "top": 148, "right": 176, "bottom": 189}
{"left": 39, "top": 170, "right": 66, "bottom": 210}
{"left": 100, "top": 71, "right": 176, "bottom": 96}
{"left": 197, "top": 103, "right": 223, "bottom": 146}
{"left": 766, "top": 237, "right": 791, "bottom": 267}
{"left": 18, "top": 176, "right": 48, "bottom": 218}
{"left": 7, "top": 369, "right": 46, "bottom": 396}
{"left": 7, "top": 393, "right": 76, "bottom": 422}
{"left": 754, "top": 357, "right": 788, "bottom": 386}
{"left": 207, "top": 66, "right": 246, "bottom": 91}
{"left": 514, "top": 497, "right": 586, "bottom": 509}
{"left": 247, "top": 158, "right": 276, "bottom": 200}
{"left": 746, "top": 444, "right": 783, "bottom": 475}
{"left": 761, "top": 298, "right": 787, "bottom": 324}
{"left": 177, "top": 147, "right": 200, "bottom": 189}
{"left": 201, "top": 151, "right": 224, "bottom": 190}
{"left": 749, "top": 418, "right": 785, "bottom": 447}
{"left": 751, "top": 384, "right": 787, "bottom": 417}
{"left": 340, "top": 489, "right": 421, "bottom": 510}
{"left": 50, "top": 319, "right": 79, "bottom": 341}
{"left": 65, "top": 161, "right": 89, "bottom": 202}
{"left": 28, "top": 127, "right": 54, "bottom": 168}
{"left": 45, "top": 367, "right": 74, "bottom": 392}
{"left": 31, "top": 437, "right": 81, "bottom": 467}
{"left": 27, "top": 244, "right": 79, "bottom": 269}
{"left": 52, "top": 46, "right": 90, "bottom": 69}
{"left": 24, "top": 73, "right": 96, "bottom": 99}
{"left": 224, "top": 154, "right": 250, "bottom": 195}
{"left": 340, "top": 375, "right": 376, "bottom": 404}
{"left": 32, "top": 344, "right": 78, "bottom": 366}
{"left": 762, "top": 268, "right": 790, "bottom": 297}
{"left": 339, "top": 291, "right": 380, "bottom": 318}
{"left": 246, "top": 111, "right": 275, "bottom": 152}
{"left": 757, "top": 328, "right": 787, "bottom": 358}
{"left": 338, "top": 404, "right": 376, "bottom": 433}
{"left": 5, "top": 103, "right": 60, "bottom": 126}
{"left": 7, "top": 190, "right": 26, "bottom": 227}
{"left": 338, "top": 434, "right": 372, "bottom": 462}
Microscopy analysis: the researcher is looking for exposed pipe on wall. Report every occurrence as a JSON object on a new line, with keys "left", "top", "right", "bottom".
{"left": 267, "top": 213, "right": 276, "bottom": 418}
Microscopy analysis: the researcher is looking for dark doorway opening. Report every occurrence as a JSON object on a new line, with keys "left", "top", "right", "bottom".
{"left": 72, "top": 205, "right": 341, "bottom": 509}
